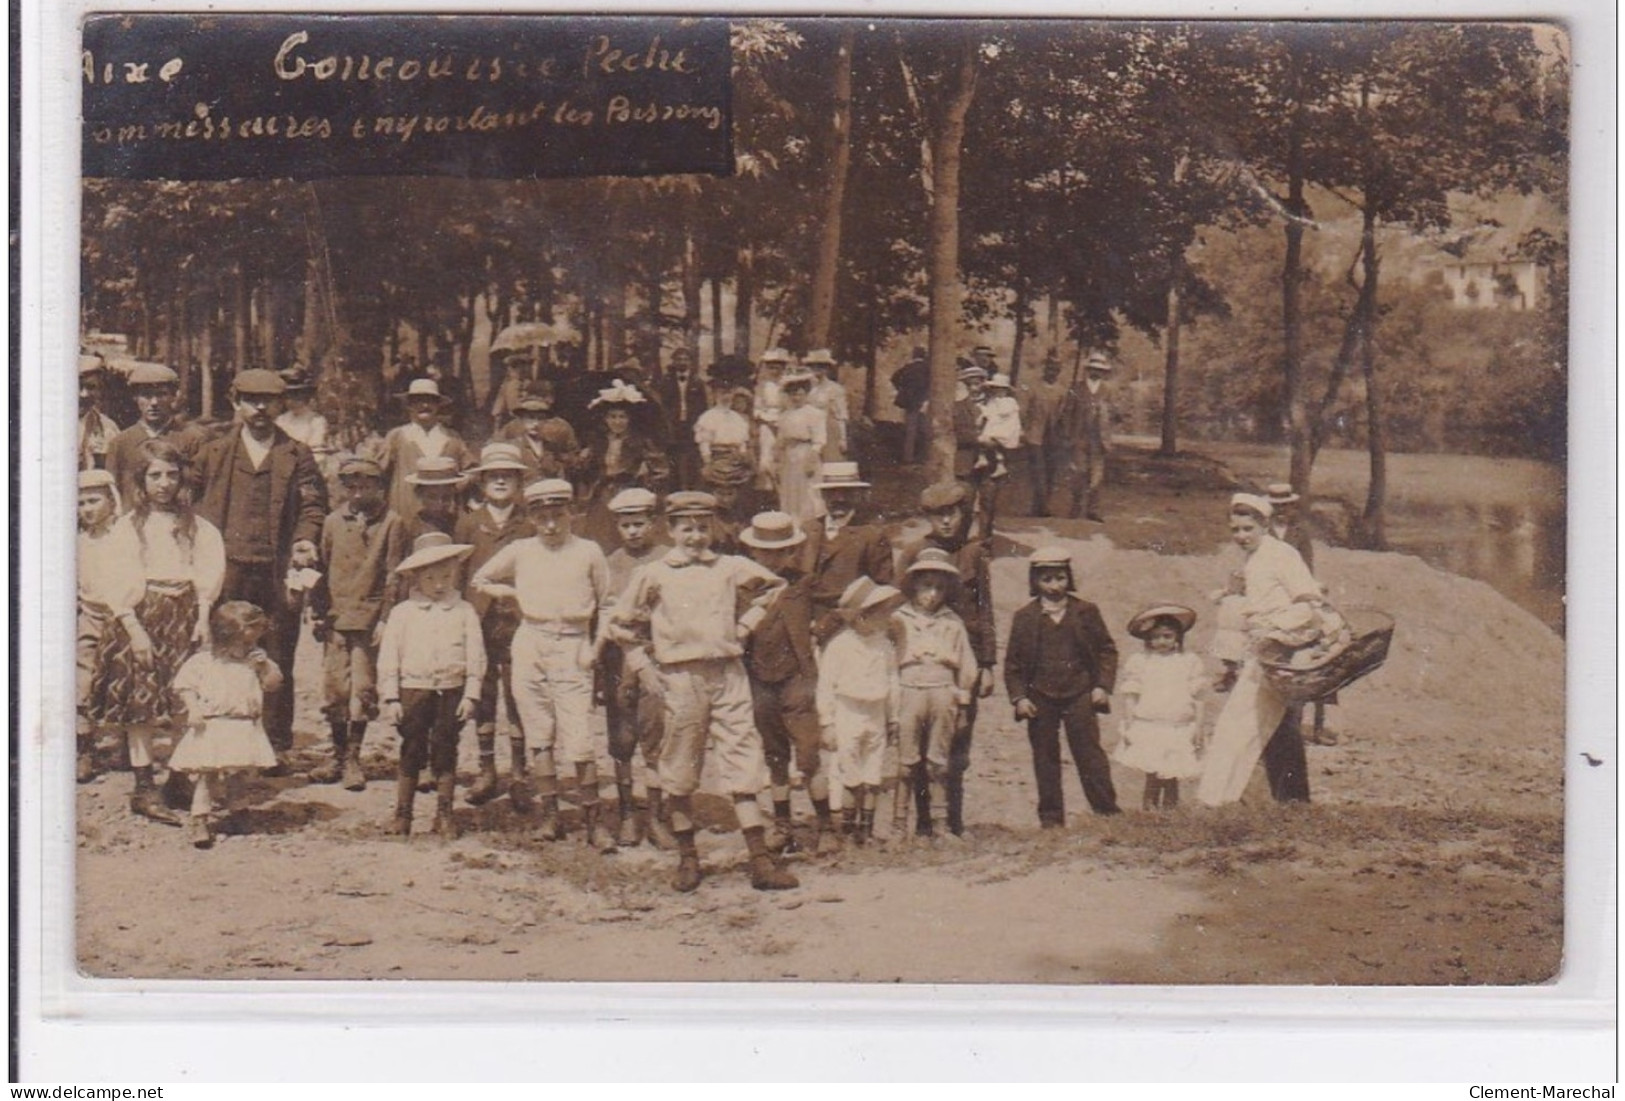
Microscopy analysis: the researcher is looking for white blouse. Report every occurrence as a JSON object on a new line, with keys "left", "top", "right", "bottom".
{"left": 119, "top": 510, "right": 227, "bottom": 609}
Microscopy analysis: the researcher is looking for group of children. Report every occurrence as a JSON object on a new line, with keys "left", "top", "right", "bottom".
{"left": 77, "top": 361, "right": 1225, "bottom": 891}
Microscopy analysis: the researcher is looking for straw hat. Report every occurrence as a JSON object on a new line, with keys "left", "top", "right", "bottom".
{"left": 802, "top": 349, "right": 836, "bottom": 368}
{"left": 78, "top": 354, "right": 106, "bottom": 376}
{"left": 395, "top": 531, "right": 474, "bottom": 574}
{"left": 1084, "top": 351, "right": 1114, "bottom": 373}
{"left": 739, "top": 511, "right": 807, "bottom": 550}
{"left": 1266, "top": 482, "right": 1301, "bottom": 506}
{"left": 1127, "top": 603, "right": 1197, "bottom": 640}
{"left": 760, "top": 348, "right": 791, "bottom": 365}
{"left": 405, "top": 456, "right": 466, "bottom": 487}
{"left": 905, "top": 547, "right": 962, "bottom": 579}
{"left": 398, "top": 377, "right": 452, "bottom": 404}
{"left": 957, "top": 364, "right": 988, "bottom": 382}
{"left": 466, "top": 442, "right": 528, "bottom": 475}
{"left": 838, "top": 576, "right": 905, "bottom": 616}
{"left": 590, "top": 380, "right": 647, "bottom": 409}
{"left": 985, "top": 372, "right": 1013, "bottom": 390}
{"left": 813, "top": 461, "right": 870, "bottom": 491}
{"left": 779, "top": 368, "right": 816, "bottom": 390}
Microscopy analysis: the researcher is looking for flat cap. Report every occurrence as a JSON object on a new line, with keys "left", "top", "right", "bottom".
{"left": 608, "top": 487, "right": 660, "bottom": 514}
{"left": 919, "top": 481, "right": 972, "bottom": 512}
{"left": 665, "top": 490, "right": 719, "bottom": 517}
{"left": 129, "top": 362, "right": 181, "bottom": 388}
{"left": 524, "top": 478, "right": 574, "bottom": 505}
{"left": 231, "top": 368, "right": 286, "bottom": 395}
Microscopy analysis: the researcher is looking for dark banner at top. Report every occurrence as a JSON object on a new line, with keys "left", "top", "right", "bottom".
{"left": 81, "top": 14, "right": 734, "bottom": 180}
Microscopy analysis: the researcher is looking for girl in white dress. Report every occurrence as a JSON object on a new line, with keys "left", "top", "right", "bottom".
{"left": 1112, "top": 604, "right": 1206, "bottom": 810}
{"left": 169, "top": 601, "right": 283, "bottom": 848}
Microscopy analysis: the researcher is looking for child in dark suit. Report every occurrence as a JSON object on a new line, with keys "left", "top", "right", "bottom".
{"left": 1003, "top": 546, "right": 1120, "bottom": 827}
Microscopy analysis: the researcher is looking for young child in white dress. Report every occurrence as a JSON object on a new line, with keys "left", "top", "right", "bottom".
{"left": 1112, "top": 604, "right": 1207, "bottom": 810}
{"left": 816, "top": 577, "right": 904, "bottom": 843}
{"left": 168, "top": 601, "right": 283, "bottom": 848}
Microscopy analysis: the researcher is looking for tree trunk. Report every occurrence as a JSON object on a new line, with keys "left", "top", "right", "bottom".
{"left": 1282, "top": 90, "right": 1314, "bottom": 497}
{"left": 710, "top": 278, "right": 725, "bottom": 364}
{"left": 862, "top": 278, "right": 880, "bottom": 420}
{"left": 1357, "top": 110, "right": 1387, "bottom": 549}
{"left": 806, "top": 26, "right": 856, "bottom": 351}
{"left": 1157, "top": 254, "right": 1182, "bottom": 456}
{"left": 681, "top": 203, "right": 703, "bottom": 361}
{"left": 924, "top": 41, "right": 980, "bottom": 483}
{"left": 233, "top": 264, "right": 250, "bottom": 373}
{"left": 734, "top": 251, "right": 754, "bottom": 359}
{"left": 1008, "top": 285, "right": 1029, "bottom": 384}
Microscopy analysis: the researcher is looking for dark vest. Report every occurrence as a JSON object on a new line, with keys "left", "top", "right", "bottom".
{"left": 222, "top": 441, "right": 275, "bottom": 562}
{"left": 1032, "top": 610, "right": 1090, "bottom": 699}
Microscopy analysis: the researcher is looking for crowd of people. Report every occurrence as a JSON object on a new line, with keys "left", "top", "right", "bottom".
{"left": 75, "top": 343, "right": 1332, "bottom": 895}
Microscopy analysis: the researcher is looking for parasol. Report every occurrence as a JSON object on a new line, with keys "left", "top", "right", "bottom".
{"left": 490, "top": 321, "right": 581, "bottom": 354}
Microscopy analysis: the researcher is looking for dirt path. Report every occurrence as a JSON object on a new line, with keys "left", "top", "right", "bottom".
{"left": 76, "top": 525, "right": 1565, "bottom": 985}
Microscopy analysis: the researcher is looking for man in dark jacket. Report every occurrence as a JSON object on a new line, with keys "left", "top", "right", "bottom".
{"left": 1004, "top": 546, "right": 1120, "bottom": 824}
{"left": 657, "top": 347, "right": 709, "bottom": 488}
{"left": 799, "top": 462, "right": 894, "bottom": 644}
{"left": 195, "top": 368, "right": 329, "bottom": 765}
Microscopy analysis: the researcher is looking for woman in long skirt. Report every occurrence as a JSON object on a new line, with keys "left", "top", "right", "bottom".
{"left": 774, "top": 369, "right": 826, "bottom": 523}
{"left": 1196, "top": 493, "right": 1323, "bottom": 807}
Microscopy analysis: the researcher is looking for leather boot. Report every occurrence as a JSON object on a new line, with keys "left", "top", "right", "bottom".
{"left": 583, "top": 802, "right": 617, "bottom": 853}
{"left": 673, "top": 847, "right": 703, "bottom": 893}
{"left": 342, "top": 726, "right": 367, "bottom": 791}
{"left": 76, "top": 729, "right": 98, "bottom": 784}
{"left": 946, "top": 773, "right": 966, "bottom": 837}
{"left": 533, "top": 793, "right": 564, "bottom": 841}
{"left": 432, "top": 775, "right": 460, "bottom": 840}
{"left": 743, "top": 826, "right": 798, "bottom": 890}
{"left": 615, "top": 781, "right": 641, "bottom": 847}
{"left": 508, "top": 775, "right": 534, "bottom": 815}
{"left": 466, "top": 727, "right": 500, "bottom": 806}
{"left": 391, "top": 773, "right": 416, "bottom": 836}
{"left": 187, "top": 813, "right": 214, "bottom": 849}
{"left": 129, "top": 767, "right": 181, "bottom": 826}
{"left": 856, "top": 808, "right": 875, "bottom": 847}
{"left": 645, "top": 788, "right": 678, "bottom": 850}
{"left": 310, "top": 720, "right": 347, "bottom": 784}
{"left": 1163, "top": 779, "right": 1180, "bottom": 809}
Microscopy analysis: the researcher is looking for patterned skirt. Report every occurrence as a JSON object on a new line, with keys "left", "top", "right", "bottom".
{"left": 88, "top": 580, "right": 198, "bottom": 727}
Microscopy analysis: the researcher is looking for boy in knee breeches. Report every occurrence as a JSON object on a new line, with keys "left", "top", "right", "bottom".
{"left": 609, "top": 491, "right": 799, "bottom": 893}
{"left": 455, "top": 443, "right": 536, "bottom": 810}
{"left": 740, "top": 511, "right": 835, "bottom": 855}
{"left": 600, "top": 487, "right": 672, "bottom": 848}
{"left": 470, "top": 478, "right": 614, "bottom": 851}
{"left": 893, "top": 548, "right": 978, "bottom": 840}
{"left": 310, "top": 457, "right": 408, "bottom": 791}
{"left": 377, "top": 533, "right": 486, "bottom": 839}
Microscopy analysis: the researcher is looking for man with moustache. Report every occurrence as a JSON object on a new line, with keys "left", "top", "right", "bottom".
{"left": 195, "top": 368, "right": 329, "bottom": 770}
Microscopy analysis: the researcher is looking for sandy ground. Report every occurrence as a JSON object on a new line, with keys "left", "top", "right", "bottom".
{"left": 76, "top": 502, "right": 1565, "bottom": 985}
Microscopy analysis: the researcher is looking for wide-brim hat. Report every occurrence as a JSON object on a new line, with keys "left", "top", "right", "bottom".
{"left": 838, "top": 576, "right": 905, "bottom": 616}
{"left": 760, "top": 348, "right": 791, "bottom": 365}
{"left": 906, "top": 547, "right": 962, "bottom": 579}
{"left": 779, "top": 368, "right": 816, "bottom": 390}
{"left": 524, "top": 478, "right": 575, "bottom": 505}
{"left": 230, "top": 367, "right": 284, "bottom": 395}
{"left": 986, "top": 373, "right": 1013, "bottom": 389}
{"left": 919, "top": 480, "right": 972, "bottom": 512}
{"left": 739, "top": 511, "right": 807, "bottom": 550}
{"left": 665, "top": 490, "right": 719, "bottom": 517}
{"left": 78, "top": 468, "right": 117, "bottom": 493}
{"left": 398, "top": 377, "right": 452, "bottom": 403}
{"left": 467, "top": 442, "right": 529, "bottom": 474}
{"left": 814, "top": 461, "right": 870, "bottom": 491}
{"left": 128, "top": 361, "right": 181, "bottom": 388}
{"left": 395, "top": 532, "right": 474, "bottom": 574}
{"left": 405, "top": 456, "right": 466, "bottom": 486}
{"left": 802, "top": 349, "right": 836, "bottom": 368}
{"left": 972, "top": 344, "right": 995, "bottom": 356}
{"left": 1265, "top": 482, "right": 1301, "bottom": 506}
{"left": 590, "top": 380, "right": 647, "bottom": 409}
{"left": 79, "top": 354, "right": 107, "bottom": 377}
{"left": 1127, "top": 603, "right": 1198, "bottom": 640}
{"left": 957, "top": 364, "right": 988, "bottom": 382}
{"left": 1085, "top": 351, "right": 1114, "bottom": 373}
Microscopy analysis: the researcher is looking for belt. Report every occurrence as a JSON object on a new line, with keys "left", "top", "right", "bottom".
{"left": 520, "top": 617, "right": 588, "bottom": 637}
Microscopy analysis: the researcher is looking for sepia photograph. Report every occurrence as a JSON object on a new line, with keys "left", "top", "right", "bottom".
{"left": 63, "top": 12, "right": 1576, "bottom": 992}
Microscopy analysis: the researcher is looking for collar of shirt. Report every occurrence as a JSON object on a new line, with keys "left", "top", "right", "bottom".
{"left": 1039, "top": 596, "right": 1069, "bottom": 622}
{"left": 405, "top": 422, "right": 445, "bottom": 447}
{"left": 409, "top": 592, "right": 463, "bottom": 611}
{"left": 485, "top": 503, "right": 515, "bottom": 527}
{"left": 900, "top": 603, "right": 951, "bottom": 624}
{"left": 239, "top": 426, "right": 273, "bottom": 468}
{"left": 342, "top": 502, "right": 382, "bottom": 525}
{"left": 823, "top": 515, "right": 849, "bottom": 540}
{"left": 1086, "top": 379, "right": 1104, "bottom": 396}
{"left": 663, "top": 547, "right": 718, "bottom": 568}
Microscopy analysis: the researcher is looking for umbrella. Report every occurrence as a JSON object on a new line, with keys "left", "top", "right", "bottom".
{"left": 491, "top": 321, "right": 581, "bottom": 354}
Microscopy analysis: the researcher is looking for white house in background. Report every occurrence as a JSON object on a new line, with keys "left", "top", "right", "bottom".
{"left": 1439, "top": 258, "right": 1542, "bottom": 311}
